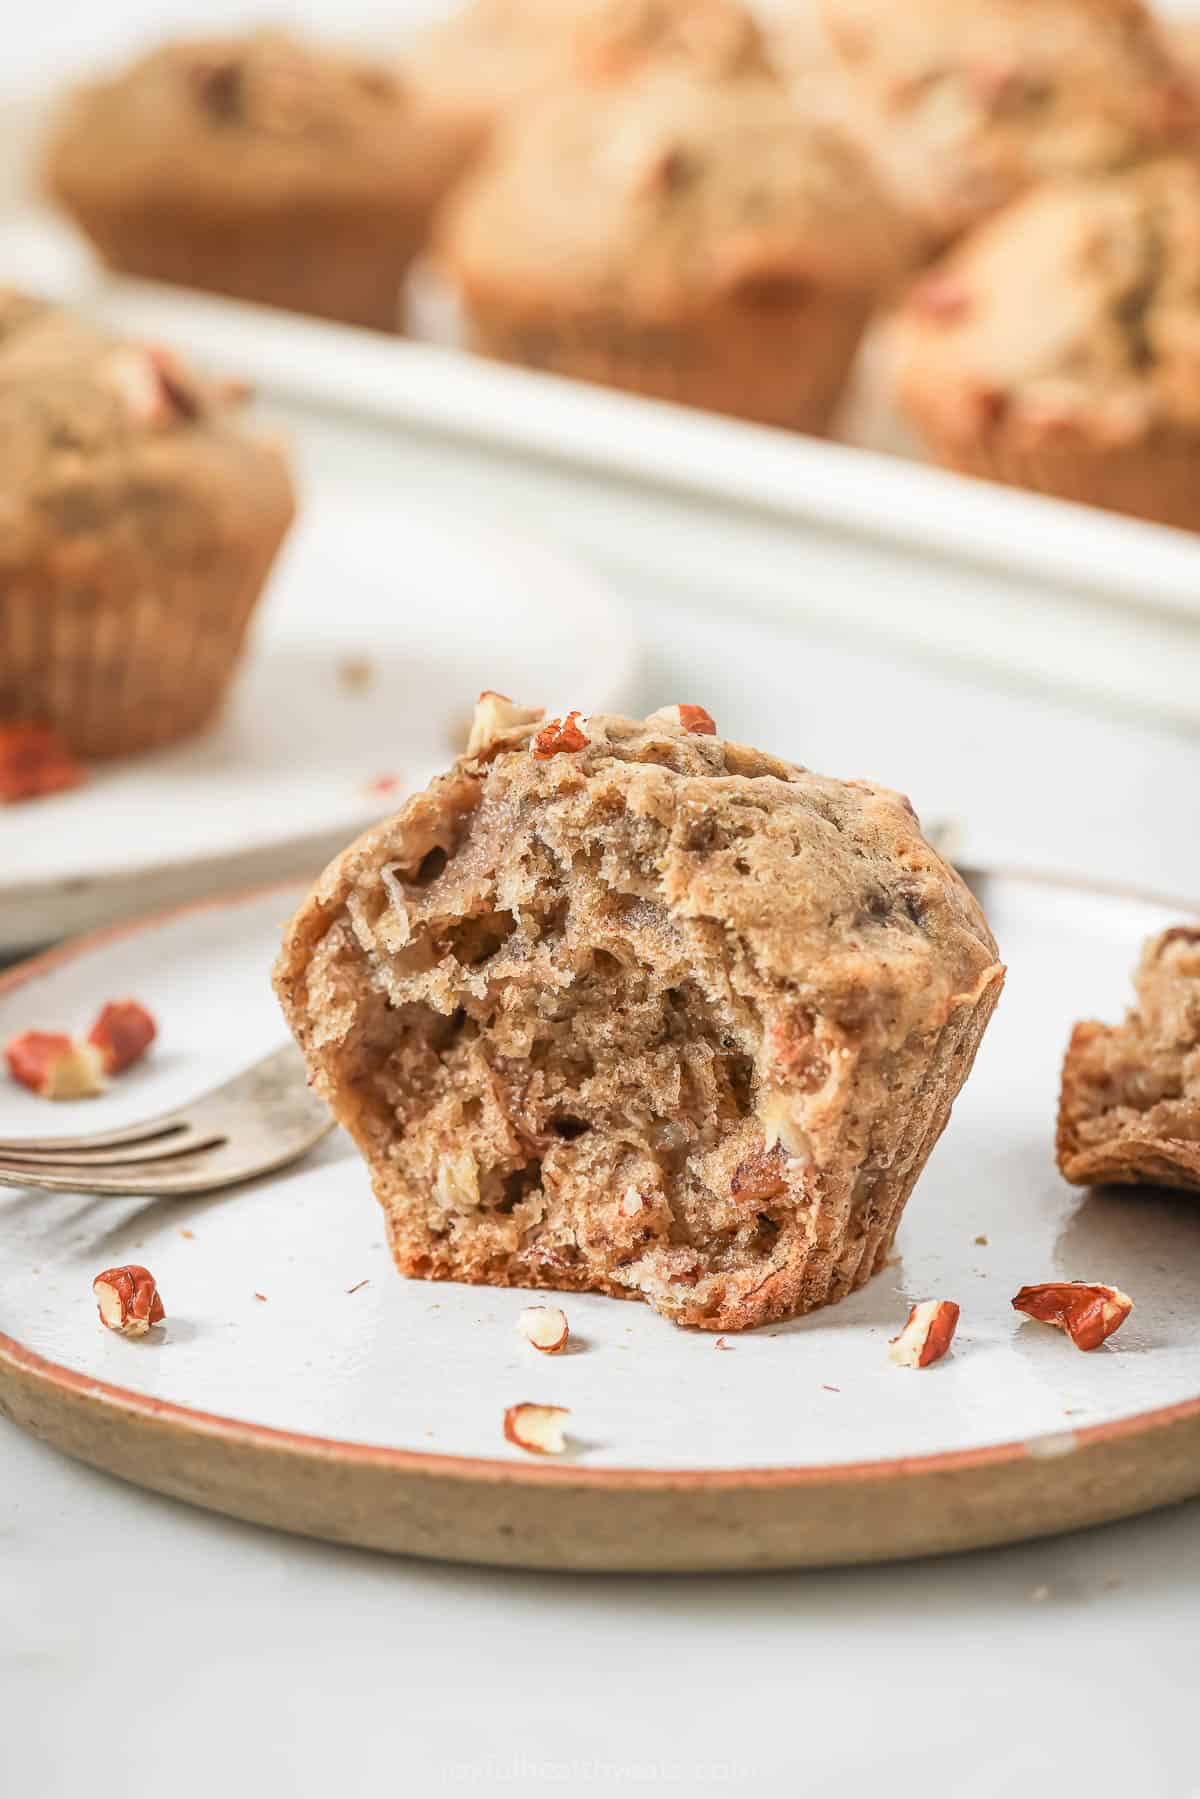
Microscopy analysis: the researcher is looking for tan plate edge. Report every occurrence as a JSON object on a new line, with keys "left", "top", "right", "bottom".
{"left": 1, "top": 870, "right": 1198, "bottom": 1571}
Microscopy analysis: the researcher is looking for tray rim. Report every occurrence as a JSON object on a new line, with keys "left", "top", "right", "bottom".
{"left": 9, "top": 212, "right": 1200, "bottom": 729}
{"left": 1, "top": 866, "right": 1198, "bottom": 1497}
{"left": 73, "top": 266, "right": 1200, "bottom": 628}
{"left": 3, "top": 199, "right": 1199, "bottom": 631}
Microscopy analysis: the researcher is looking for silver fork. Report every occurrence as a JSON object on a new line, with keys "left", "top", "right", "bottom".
{"left": 0, "top": 1044, "right": 333, "bottom": 1195}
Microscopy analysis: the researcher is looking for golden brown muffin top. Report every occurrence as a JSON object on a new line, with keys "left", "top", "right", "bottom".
{"left": 290, "top": 701, "right": 1000, "bottom": 1052}
{"left": 821, "top": 0, "right": 1198, "bottom": 240}
{"left": 571, "top": 0, "right": 771, "bottom": 81}
{"left": 438, "top": 71, "right": 913, "bottom": 316}
{"left": 894, "top": 158, "right": 1200, "bottom": 444}
{"left": 67, "top": 29, "right": 404, "bottom": 144}
{"left": 0, "top": 298, "right": 253, "bottom": 487}
{"left": 0, "top": 298, "right": 291, "bottom": 573}
{"left": 407, "top": 0, "right": 771, "bottom": 141}
{"left": 470, "top": 705, "right": 1000, "bottom": 1024}
{"left": 405, "top": 0, "right": 581, "bottom": 141}
{"left": 0, "top": 290, "right": 56, "bottom": 352}
{"left": 46, "top": 30, "right": 463, "bottom": 213}
{"left": 1171, "top": 18, "right": 1200, "bottom": 82}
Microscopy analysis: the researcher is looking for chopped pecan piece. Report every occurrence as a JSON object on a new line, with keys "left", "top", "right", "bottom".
{"left": 93, "top": 1265, "right": 166, "bottom": 1336}
{"left": 518, "top": 1305, "right": 570, "bottom": 1353}
{"left": 531, "top": 712, "right": 589, "bottom": 759}
{"left": 503, "top": 1402, "right": 570, "bottom": 1455}
{"left": 101, "top": 343, "right": 199, "bottom": 427}
{"left": 731, "top": 1142, "right": 788, "bottom": 1203}
{"left": 5, "top": 1031, "right": 104, "bottom": 1100}
{"left": 909, "top": 273, "right": 971, "bottom": 322}
{"left": 468, "top": 691, "right": 544, "bottom": 759}
{"left": 88, "top": 1000, "right": 157, "bottom": 1075}
{"left": 645, "top": 703, "right": 717, "bottom": 735}
{"left": 1012, "top": 1282, "right": 1132, "bottom": 1351}
{"left": 677, "top": 704, "right": 716, "bottom": 736}
{"left": 0, "top": 723, "right": 84, "bottom": 804}
{"left": 889, "top": 1299, "right": 960, "bottom": 1368}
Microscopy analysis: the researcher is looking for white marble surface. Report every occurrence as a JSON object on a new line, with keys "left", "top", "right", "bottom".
{"left": 3, "top": 405, "right": 1200, "bottom": 1793}
{"left": 3, "top": 1419, "right": 1198, "bottom": 1796}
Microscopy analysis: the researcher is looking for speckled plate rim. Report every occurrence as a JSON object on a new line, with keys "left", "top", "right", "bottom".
{"left": 1, "top": 872, "right": 1198, "bottom": 1572}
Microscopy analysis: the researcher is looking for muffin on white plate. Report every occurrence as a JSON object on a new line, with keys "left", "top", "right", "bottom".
{"left": 0, "top": 292, "right": 294, "bottom": 758}
{"left": 275, "top": 698, "right": 1003, "bottom": 1331}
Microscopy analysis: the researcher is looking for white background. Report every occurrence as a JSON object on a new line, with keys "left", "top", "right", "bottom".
{"left": 3, "top": 3, "right": 1200, "bottom": 1794}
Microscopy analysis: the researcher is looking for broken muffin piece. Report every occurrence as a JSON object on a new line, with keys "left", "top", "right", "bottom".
{"left": 1058, "top": 925, "right": 1200, "bottom": 1192}
{"left": 274, "top": 703, "right": 1003, "bottom": 1331}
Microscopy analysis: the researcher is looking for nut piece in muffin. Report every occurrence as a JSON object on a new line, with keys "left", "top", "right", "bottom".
{"left": 407, "top": 0, "right": 771, "bottom": 161}
{"left": 0, "top": 293, "right": 294, "bottom": 759}
{"left": 1058, "top": 926, "right": 1200, "bottom": 1193}
{"left": 45, "top": 30, "right": 475, "bottom": 331}
{"left": 820, "top": 0, "right": 1198, "bottom": 246}
{"left": 891, "top": 159, "right": 1200, "bottom": 531}
{"left": 275, "top": 700, "right": 1003, "bottom": 1332}
{"left": 437, "top": 72, "right": 914, "bottom": 431}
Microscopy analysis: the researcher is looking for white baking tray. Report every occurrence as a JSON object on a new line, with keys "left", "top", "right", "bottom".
{"left": 2, "top": 198, "right": 1199, "bottom": 725}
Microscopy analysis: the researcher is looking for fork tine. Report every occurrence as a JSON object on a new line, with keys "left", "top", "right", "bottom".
{"left": 0, "top": 1159, "right": 231, "bottom": 1196}
{"left": 0, "top": 1044, "right": 332, "bottom": 1197}
{"left": 0, "top": 1045, "right": 304, "bottom": 1156}
{"left": 0, "top": 1117, "right": 189, "bottom": 1156}
{"left": 0, "top": 1127, "right": 330, "bottom": 1196}
{"left": 0, "top": 1129, "right": 224, "bottom": 1169}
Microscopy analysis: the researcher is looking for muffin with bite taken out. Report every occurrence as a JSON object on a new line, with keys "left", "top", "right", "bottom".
{"left": 274, "top": 696, "right": 1003, "bottom": 1331}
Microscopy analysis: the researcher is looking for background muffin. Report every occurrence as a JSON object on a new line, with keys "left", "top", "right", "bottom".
{"left": 437, "top": 70, "right": 913, "bottom": 432}
{"left": 569, "top": 0, "right": 771, "bottom": 82}
{"left": 819, "top": 0, "right": 1198, "bottom": 246}
{"left": 0, "top": 290, "right": 56, "bottom": 350}
{"left": 0, "top": 294, "right": 294, "bottom": 759}
{"left": 406, "top": 0, "right": 771, "bottom": 166}
{"left": 45, "top": 30, "right": 474, "bottom": 331}
{"left": 891, "top": 159, "right": 1200, "bottom": 531}
{"left": 403, "top": 0, "right": 571, "bottom": 166}
{"left": 1170, "top": 17, "right": 1200, "bottom": 84}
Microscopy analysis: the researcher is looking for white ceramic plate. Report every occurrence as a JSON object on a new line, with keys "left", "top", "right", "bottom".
{"left": 0, "top": 493, "right": 638, "bottom": 952}
{"left": 0, "top": 870, "right": 1197, "bottom": 1569}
